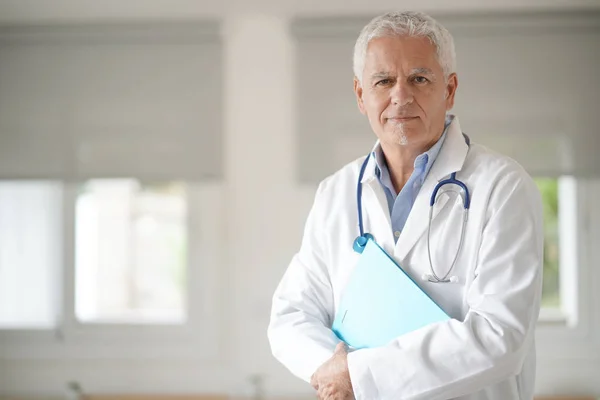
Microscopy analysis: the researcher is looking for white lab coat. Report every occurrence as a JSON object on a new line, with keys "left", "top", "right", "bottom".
{"left": 268, "top": 116, "right": 544, "bottom": 400}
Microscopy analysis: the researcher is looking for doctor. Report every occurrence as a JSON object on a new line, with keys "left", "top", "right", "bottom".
{"left": 268, "top": 10, "right": 543, "bottom": 400}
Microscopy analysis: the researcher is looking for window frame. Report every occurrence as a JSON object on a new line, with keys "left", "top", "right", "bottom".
{"left": 536, "top": 176, "right": 577, "bottom": 324}
{"left": 0, "top": 182, "right": 223, "bottom": 362}
{"left": 536, "top": 178, "right": 600, "bottom": 360}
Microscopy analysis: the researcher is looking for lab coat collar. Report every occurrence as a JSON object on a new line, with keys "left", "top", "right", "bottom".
{"left": 427, "top": 116, "right": 469, "bottom": 182}
{"left": 359, "top": 140, "right": 381, "bottom": 184}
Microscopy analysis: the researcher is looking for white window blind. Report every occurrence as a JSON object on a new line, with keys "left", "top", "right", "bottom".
{"left": 0, "top": 22, "right": 223, "bottom": 181}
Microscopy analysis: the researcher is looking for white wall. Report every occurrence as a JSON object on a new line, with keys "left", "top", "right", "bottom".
{"left": 0, "top": 1, "right": 599, "bottom": 398}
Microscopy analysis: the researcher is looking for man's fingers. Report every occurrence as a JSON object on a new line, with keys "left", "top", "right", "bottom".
{"left": 310, "top": 373, "right": 319, "bottom": 390}
{"left": 317, "top": 384, "right": 330, "bottom": 400}
{"left": 316, "top": 386, "right": 324, "bottom": 400}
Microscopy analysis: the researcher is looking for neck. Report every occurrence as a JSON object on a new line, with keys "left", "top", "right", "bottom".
{"left": 380, "top": 133, "right": 442, "bottom": 194}
{"left": 380, "top": 144, "right": 420, "bottom": 194}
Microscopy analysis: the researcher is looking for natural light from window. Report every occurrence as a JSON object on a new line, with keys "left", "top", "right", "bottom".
{"left": 535, "top": 176, "right": 578, "bottom": 324}
{"left": 0, "top": 181, "right": 62, "bottom": 329}
{"left": 75, "top": 179, "right": 188, "bottom": 325}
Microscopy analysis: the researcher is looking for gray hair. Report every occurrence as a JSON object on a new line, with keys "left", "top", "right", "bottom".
{"left": 353, "top": 11, "right": 456, "bottom": 83}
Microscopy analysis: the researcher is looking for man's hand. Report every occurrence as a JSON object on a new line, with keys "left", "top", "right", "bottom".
{"left": 310, "top": 342, "right": 354, "bottom": 400}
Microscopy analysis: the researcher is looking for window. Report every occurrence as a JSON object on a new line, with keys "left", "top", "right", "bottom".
{"left": 535, "top": 177, "right": 560, "bottom": 309}
{"left": 0, "top": 179, "right": 188, "bottom": 330}
{"left": 535, "top": 176, "right": 578, "bottom": 323}
{"left": 75, "top": 179, "right": 188, "bottom": 325}
{"left": 0, "top": 181, "right": 62, "bottom": 329}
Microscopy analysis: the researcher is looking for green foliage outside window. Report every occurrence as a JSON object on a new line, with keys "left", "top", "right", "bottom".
{"left": 535, "top": 178, "right": 560, "bottom": 308}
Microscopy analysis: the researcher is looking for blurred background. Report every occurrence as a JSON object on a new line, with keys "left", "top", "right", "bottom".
{"left": 0, "top": 0, "right": 598, "bottom": 399}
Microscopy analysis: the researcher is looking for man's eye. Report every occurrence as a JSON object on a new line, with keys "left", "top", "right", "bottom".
{"left": 413, "top": 76, "right": 429, "bottom": 84}
{"left": 375, "top": 79, "right": 391, "bottom": 86}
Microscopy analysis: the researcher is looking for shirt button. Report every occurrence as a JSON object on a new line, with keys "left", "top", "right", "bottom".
{"left": 394, "top": 231, "right": 401, "bottom": 238}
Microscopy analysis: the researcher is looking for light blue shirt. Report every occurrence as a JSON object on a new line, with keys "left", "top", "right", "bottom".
{"left": 374, "top": 116, "right": 453, "bottom": 242}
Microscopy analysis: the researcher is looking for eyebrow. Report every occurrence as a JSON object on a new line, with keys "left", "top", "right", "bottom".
{"left": 370, "top": 72, "right": 392, "bottom": 81}
{"left": 370, "top": 68, "right": 436, "bottom": 81}
{"left": 410, "top": 67, "right": 435, "bottom": 76}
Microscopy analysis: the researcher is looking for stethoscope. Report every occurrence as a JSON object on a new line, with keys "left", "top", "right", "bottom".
{"left": 352, "top": 135, "right": 471, "bottom": 284}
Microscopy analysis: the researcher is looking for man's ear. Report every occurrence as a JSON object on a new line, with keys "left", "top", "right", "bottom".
{"left": 354, "top": 77, "right": 367, "bottom": 115}
{"left": 445, "top": 73, "right": 458, "bottom": 110}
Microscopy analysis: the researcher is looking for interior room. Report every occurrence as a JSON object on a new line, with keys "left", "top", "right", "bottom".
{"left": 0, "top": 0, "right": 598, "bottom": 399}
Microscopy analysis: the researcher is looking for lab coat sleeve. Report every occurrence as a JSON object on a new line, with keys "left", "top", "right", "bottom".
{"left": 347, "top": 170, "right": 544, "bottom": 400}
{"left": 267, "top": 181, "right": 341, "bottom": 383}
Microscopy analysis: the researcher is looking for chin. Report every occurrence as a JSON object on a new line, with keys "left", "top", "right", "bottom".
{"left": 393, "top": 133, "right": 409, "bottom": 146}
{"left": 389, "top": 128, "right": 419, "bottom": 146}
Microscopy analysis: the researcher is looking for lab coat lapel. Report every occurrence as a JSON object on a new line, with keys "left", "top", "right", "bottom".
{"left": 360, "top": 149, "right": 395, "bottom": 253}
{"left": 395, "top": 118, "right": 470, "bottom": 261}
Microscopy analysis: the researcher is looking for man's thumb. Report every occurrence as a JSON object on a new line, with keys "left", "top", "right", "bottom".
{"left": 335, "top": 342, "right": 348, "bottom": 354}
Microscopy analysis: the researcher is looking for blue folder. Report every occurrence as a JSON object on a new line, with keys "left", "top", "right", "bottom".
{"left": 332, "top": 239, "right": 450, "bottom": 349}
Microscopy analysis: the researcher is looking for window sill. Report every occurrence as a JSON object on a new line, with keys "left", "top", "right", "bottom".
{"left": 538, "top": 307, "right": 568, "bottom": 325}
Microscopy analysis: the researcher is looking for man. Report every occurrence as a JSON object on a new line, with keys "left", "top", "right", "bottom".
{"left": 268, "top": 11, "right": 543, "bottom": 400}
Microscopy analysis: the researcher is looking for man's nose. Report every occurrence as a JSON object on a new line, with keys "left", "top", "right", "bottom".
{"left": 391, "top": 82, "right": 414, "bottom": 106}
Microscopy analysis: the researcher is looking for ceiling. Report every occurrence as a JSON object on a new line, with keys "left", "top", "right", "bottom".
{"left": 0, "top": 0, "right": 599, "bottom": 25}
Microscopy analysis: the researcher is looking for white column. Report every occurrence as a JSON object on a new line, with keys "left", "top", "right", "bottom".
{"left": 223, "top": 13, "right": 313, "bottom": 396}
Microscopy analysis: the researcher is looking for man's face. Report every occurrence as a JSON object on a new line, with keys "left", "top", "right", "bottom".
{"left": 354, "top": 35, "right": 457, "bottom": 149}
